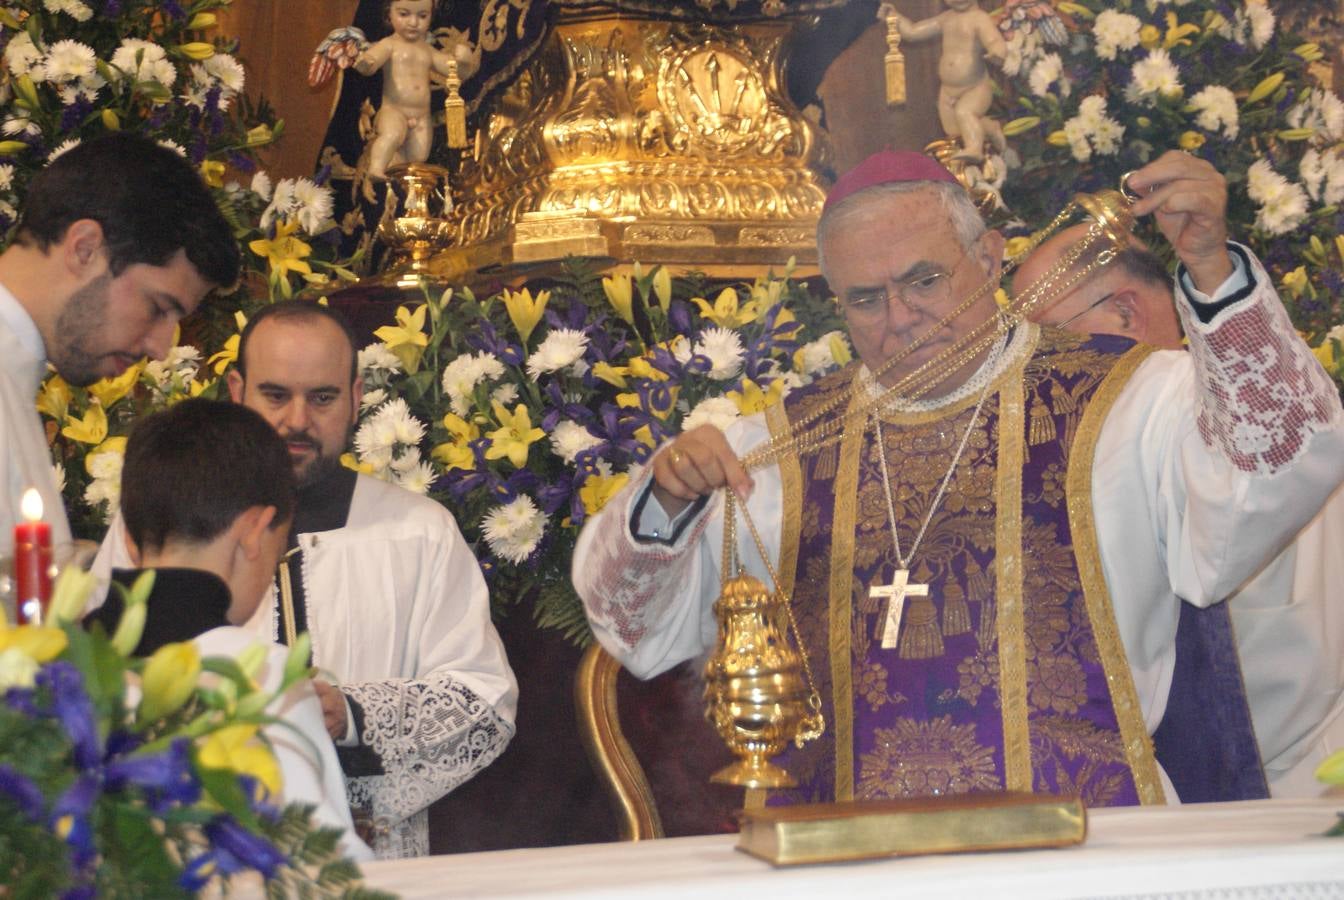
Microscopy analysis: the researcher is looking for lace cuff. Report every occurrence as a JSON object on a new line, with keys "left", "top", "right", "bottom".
{"left": 580, "top": 467, "right": 713, "bottom": 649}
{"left": 342, "top": 674, "right": 514, "bottom": 843}
{"left": 1179, "top": 249, "right": 1341, "bottom": 475}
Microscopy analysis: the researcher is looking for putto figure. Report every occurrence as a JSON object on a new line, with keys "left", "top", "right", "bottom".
{"left": 309, "top": 0, "right": 481, "bottom": 180}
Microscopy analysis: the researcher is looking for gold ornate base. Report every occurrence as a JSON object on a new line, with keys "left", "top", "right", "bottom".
{"left": 435, "top": 10, "right": 831, "bottom": 275}
{"left": 710, "top": 756, "right": 797, "bottom": 789}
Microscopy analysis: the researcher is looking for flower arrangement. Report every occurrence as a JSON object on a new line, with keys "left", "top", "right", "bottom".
{"left": 0, "top": 0, "right": 359, "bottom": 312}
{"left": 345, "top": 261, "right": 847, "bottom": 640}
{"left": 0, "top": 568, "right": 387, "bottom": 896}
{"left": 993, "top": 0, "right": 1344, "bottom": 383}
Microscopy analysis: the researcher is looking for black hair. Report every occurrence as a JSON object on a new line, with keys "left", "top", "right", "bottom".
{"left": 235, "top": 300, "right": 360, "bottom": 385}
{"left": 13, "top": 132, "right": 240, "bottom": 289}
{"left": 121, "top": 398, "right": 295, "bottom": 552}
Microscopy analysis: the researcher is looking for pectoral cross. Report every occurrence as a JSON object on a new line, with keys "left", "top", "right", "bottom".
{"left": 871, "top": 569, "right": 928, "bottom": 649}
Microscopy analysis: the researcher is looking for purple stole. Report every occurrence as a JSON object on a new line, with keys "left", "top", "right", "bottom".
{"left": 756, "top": 328, "right": 1166, "bottom": 808}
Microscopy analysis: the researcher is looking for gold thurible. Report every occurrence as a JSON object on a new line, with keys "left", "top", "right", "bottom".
{"left": 704, "top": 492, "right": 824, "bottom": 788}
{"left": 884, "top": 14, "right": 906, "bottom": 107}
{"left": 443, "top": 57, "right": 467, "bottom": 149}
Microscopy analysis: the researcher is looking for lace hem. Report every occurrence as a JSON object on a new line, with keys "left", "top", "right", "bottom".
{"left": 1181, "top": 277, "right": 1341, "bottom": 475}
{"left": 579, "top": 467, "right": 712, "bottom": 648}
{"left": 343, "top": 675, "right": 514, "bottom": 858}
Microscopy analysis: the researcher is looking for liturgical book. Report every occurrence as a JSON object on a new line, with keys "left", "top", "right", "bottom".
{"left": 736, "top": 792, "right": 1087, "bottom": 865}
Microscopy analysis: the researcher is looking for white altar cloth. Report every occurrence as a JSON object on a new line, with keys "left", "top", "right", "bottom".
{"left": 357, "top": 799, "right": 1344, "bottom": 899}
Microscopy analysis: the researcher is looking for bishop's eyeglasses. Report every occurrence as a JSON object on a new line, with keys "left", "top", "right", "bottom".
{"left": 836, "top": 253, "right": 968, "bottom": 320}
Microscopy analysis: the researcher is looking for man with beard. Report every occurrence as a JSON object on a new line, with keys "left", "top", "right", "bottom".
{"left": 92, "top": 301, "right": 517, "bottom": 858}
{"left": 0, "top": 133, "right": 237, "bottom": 554}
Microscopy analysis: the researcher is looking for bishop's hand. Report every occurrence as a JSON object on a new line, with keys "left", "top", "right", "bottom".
{"left": 1125, "top": 150, "right": 1232, "bottom": 295}
{"left": 651, "top": 425, "right": 754, "bottom": 519}
{"left": 308, "top": 26, "right": 371, "bottom": 88}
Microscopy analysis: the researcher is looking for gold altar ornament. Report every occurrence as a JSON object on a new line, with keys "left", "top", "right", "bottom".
{"left": 377, "top": 162, "right": 463, "bottom": 283}
{"left": 884, "top": 13, "right": 906, "bottom": 106}
{"left": 436, "top": 9, "right": 831, "bottom": 275}
{"left": 443, "top": 58, "right": 468, "bottom": 150}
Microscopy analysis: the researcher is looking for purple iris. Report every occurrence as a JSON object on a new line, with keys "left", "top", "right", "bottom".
{"left": 467, "top": 320, "right": 524, "bottom": 366}
{"left": 39, "top": 662, "right": 100, "bottom": 770}
{"left": 0, "top": 764, "right": 44, "bottom": 822}
{"left": 104, "top": 738, "right": 200, "bottom": 814}
{"left": 51, "top": 774, "right": 100, "bottom": 867}
{"left": 180, "top": 815, "right": 287, "bottom": 890}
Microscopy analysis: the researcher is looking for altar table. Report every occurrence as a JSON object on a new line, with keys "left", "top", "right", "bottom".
{"left": 359, "top": 799, "right": 1344, "bottom": 898}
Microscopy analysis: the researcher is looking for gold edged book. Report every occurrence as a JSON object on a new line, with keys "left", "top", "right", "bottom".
{"left": 735, "top": 792, "right": 1086, "bottom": 865}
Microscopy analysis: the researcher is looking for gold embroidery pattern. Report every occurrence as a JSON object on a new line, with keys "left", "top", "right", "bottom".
{"left": 1065, "top": 342, "right": 1166, "bottom": 805}
{"left": 857, "top": 717, "right": 1002, "bottom": 799}
{"left": 994, "top": 347, "right": 1032, "bottom": 793}
{"left": 1032, "top": 716, "right": 1130, "bottom": 808}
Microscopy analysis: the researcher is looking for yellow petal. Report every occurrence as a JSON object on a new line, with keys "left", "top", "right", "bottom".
{"left": 139, "top": 641, "right": 201, "bottom": 722}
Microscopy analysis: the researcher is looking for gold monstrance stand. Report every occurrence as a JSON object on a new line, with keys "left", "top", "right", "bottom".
{"left": 700, "top": 184, "right": 1140, "bottom": 787}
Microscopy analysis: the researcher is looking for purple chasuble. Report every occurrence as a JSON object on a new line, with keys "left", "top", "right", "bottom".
{"left": 763, "top": 330, "right": 1157, "bottom": 808}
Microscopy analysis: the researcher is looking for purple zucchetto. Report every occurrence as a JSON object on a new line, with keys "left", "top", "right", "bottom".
{"left": 822, "top": 150, "right": 960, "bottom": 216}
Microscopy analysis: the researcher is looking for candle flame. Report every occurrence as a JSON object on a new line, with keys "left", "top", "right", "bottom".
{"left": 20, "top": 488, "right": 43, "bottom": 522}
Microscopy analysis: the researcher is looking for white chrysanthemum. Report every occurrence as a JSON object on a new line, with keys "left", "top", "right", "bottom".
{"left": 1126, "top": 48, "right": 1182, "bottom": 103}
{"left": 259, "top": 178, "right": 296, "bottom": 231}
{"left": 397, "top": 460, "right": 436, "bottom": 495}
{"left": 1256, "top": 181, "right": 1309, "bottom": 236}
{"left": 441, "top": 352, "right": 504, "bottom": 415}
{"left": 143, "top": 344, "right": 201, "bottom": 387}
{"left": 1062, "top": 95, "right": 1124, "bottom": 161}
{"left": 0, "top": 164, "right": 14, "bottom": 192}
{"left": 549, "top": 419, "right": 603, "bottom": 464}
{"left": 1092, "top": 10, "right": 1141, "bottom": 60}
{"left": 58, "top": 75, "right": 103, "bottom": 106}
{"left": 1001, "top": 30, "right": 1043, "bottom": 78}
{"left": 5, "top": 33, "right": 44, "bottom": 80}
{"left": 53, "top": 461, "right": 65, "bottom": 495}
{"left": 43, "top": 40, "right": 97, "bottom": 83}
{"left": 1189, "top": 85, "right": 1239, "bottom": 139}
{"left": 180, "top": 78, "right": 210, "bottom": 111}
{"left": 491, "top": 383, "right": 519, "bottom": 407}
{"left": 203, "top": 53, "right": 245, "bottom": 94}
{"left": 1323, "top": 152, "right": 1344, "bottom": 206}
{"left": 1288, "top": 89, "right": 1344, "bottom": 145}
{"left": 3, "top": 114, "right": 38, "bottom": 137}
{"left": 85, "top": 450, "right": 124, "bottom": 512}
{"left": 158, "top": 139, "right": 186, "bottom": 158}
{"left": 251, "top": 170, "right": 273, "bottom": 201}
{"left": 359, "top": 342, "right": 403, "bottom": 375}
{"left": 47, "top": 138, "right": 80, "bottom": 162}
{"left": 682, "top": 396, "right": 742, "bottom": 433}
{"left": 390, "top": 446, "right": 423, "bottom": 474}
{"left": 1301, "top": 148, "right": 1327, "bottom": 201}
{"left": 360, "top": 387, "right": 388, "bottom": 410}
{"left": 1231, "top": 2, "right": 1274, "bottom": 49}
{"left": 45, "top": 0, "right": 93, "bottom": 20}
{"left": 1063, "top": 117, "right": 1091, "bottom": 162}
{"left": 481, "top": 495, "right": 545, "bottom": 564}
{"left": 1246, "top": 158, "right": 1287, "bottom": 204}
{"left": 1090, "top": 117, "right": 1125, "bottom": 156}
{"left": 376, "top": 397, "right": 426, "bottom": 445}
{"left": 1028, "top": 53, "right": 1065, "bottom": 98}
{"left": 526, "top": 328, "right": 589, "bottom": 379}
{"left": 694, "top": 327, "right": 744, "bottom": 380}
{"left": 291, "top": 177, "right": 334, "bottom": 234}
{"left": 795, "top": 330, "right": 846, "bottom": 376}
{"left": 354, "top": 416, "right": 396, "bottom": 457}
{"left": 668, "top": 334, "right": 693, "bottom": 365}
{"left": 110, "top": 38, "right": 175, "bottom": 86}
{"left": 0, "top": 199, "right": 15, "bottom": 222}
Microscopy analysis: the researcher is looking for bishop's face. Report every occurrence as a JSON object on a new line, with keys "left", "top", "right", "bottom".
{"left": 821, "top": 188, "right": 1004, "bottom": 393}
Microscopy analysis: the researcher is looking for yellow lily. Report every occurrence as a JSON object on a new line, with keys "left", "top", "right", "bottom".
{"left": 1247, "top": 72, "right": 1284, "bottom": 105}
{"left": 579, "top": 472, "right": 630, "bottom": 516}
{"left": 245, "top": 123, "right": 274, "bottom": 147}
{"left": 0, "top": 618, "right": 69, "bottom": 664}
{"left": 602, "top": 272, "right": 635, "bottom": 326}
{"left": 139, "top": 641, "right": 201, "bottom": 722}
{"left": 1046, "top": 130, "right": 1070, "bottom": 148}
{"left": 62, "top": 403, "right": 109, "bottom": 445}
{"left": 1163, "top": 12, "right": 1200, "bottom": 49}
{"left": 484, "top": 402, "right": 545, "bottom": 468}
{"left": 729, "top": 378, "right": 786, "bottom": 415}
{"left": 37, "top": 375, "right": 73, "bottom": 422}
{"left": 101, "top": 109, "right": 120, "bottom": 131}
{"left": 177, "top": 42, "right": 216, "bottom": 61}
{"left": 829, "top": 334, "right": 853, "bottom": 368}
{"left": 1317, "top": 749, "right": 1344, "bottom": 785}
{"left": 47, "top": 565, "right": 99, "bottom": 626}
{"left": 626, "top": 356, "right": 669, "bottom": 382}
{"left": 651, "top": 266, "right": 672, "bottom": 312}
{"left": 207, "top": 311, "right": 248, "bottom": 374}
{"left": 632, "top": 424, "right": 656, "bottom": 449}
{"left": 340, "top": 452, "right": 377, "bottom": 475}
{"left": 198, "top": 724, "right": 283, "bottom": 801}
{"left": 188, "top": 11, "right": 217, "bottom": 29}
{"left": 692, "top": 287, "right": 760, "bottom": 329}
{"left": 592, "top": 361, "right": 628, "bottom": 388}
{"left": 1178, "top": 131, "right": 1206, "bottom": 151}
{"left": 1139, "top": 24, "right": 1161, "bottom": 49}
{"left": 248, "top": 220, "right": 312, "bottom": 297}
{"left": 373, "top": 304, "right": 429, "bottom": 374}
{"left": 1281, "top": 266, "right": 1309, "bottom": 299}
{"left": 502, "top": 287, "right": 549, "bottom": 346}
{"left": 1313, "top": 340, "right": 1335, "bottom": 372}
{"left": 431, "top": 413, "right": 479, "bottom": 471}
{"left": 199, "top": 160, "right": 225, "bottom": 188}
{"left": 87, "top": 361, "right": 143, "bottom": 408}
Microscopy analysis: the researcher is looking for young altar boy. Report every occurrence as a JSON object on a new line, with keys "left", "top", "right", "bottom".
{"left": 85, "top": 398, "right": 371, "bottom": 860}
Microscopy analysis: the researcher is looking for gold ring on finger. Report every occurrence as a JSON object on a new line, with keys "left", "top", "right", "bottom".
{"left": 668, "top": 447, "right": 685, "bottom": 467}
{"left": 1119, "top": 170, "right": 1143, "bottom": 204}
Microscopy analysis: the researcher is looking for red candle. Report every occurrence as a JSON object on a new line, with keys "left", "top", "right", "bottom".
{"left": 14, "top": 488, "right": 51, "bottom": 625}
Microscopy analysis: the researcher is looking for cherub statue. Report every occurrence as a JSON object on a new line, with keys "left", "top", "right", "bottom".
{"left": 309, "top": 0, "right": 481, "bottom": 181}
{"left": 878, "top": 0, "right": 1006, "bottom": 163}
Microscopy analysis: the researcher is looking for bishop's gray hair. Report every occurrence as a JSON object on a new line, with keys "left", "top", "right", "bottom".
{"left": 816, "top": 181, "right": 987, "bottom": 280}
